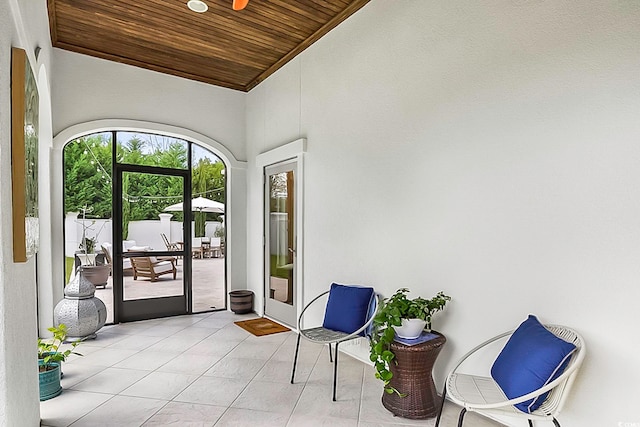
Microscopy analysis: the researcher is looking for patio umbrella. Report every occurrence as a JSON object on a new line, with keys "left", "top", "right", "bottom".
{"left": 164, "top": 196, "right": 225, "bottom": 213}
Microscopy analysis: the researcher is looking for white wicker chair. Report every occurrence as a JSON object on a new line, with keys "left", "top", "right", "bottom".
{"left": 290, "top": 286, "right": 380, "bottom": 401}
{"left": 435, "top": 324, "right": 585, "bottom": 427}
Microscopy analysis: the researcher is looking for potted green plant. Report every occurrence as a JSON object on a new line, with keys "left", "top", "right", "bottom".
{"left": 38, "top": 324, "right": 82, "bottom": 401}
{"left": 79, "top": 235, "right": 96, "bottom": 255}
{"left": 369, "top": 288, "right": 451, "bottom": 395}
{"left": 75, "top": 208, "right": 110, "bottom": 288}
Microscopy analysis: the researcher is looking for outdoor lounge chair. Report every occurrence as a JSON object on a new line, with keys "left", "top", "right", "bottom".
{"left": 100, "top": 244, "right": 114, "bottom": 278}
{"left": 130, "top": 256, "right": 177, "bottom": 282}
{"left": 161, "top": 233, "right": 180, "bottom": 252}
{"left": 435, "top": 315, "right": 585, "bottom": 427}
{"left": 101, "top": 242, "right": 134, "bottom": 274}
{"left": 121, "top": 240, "right": 137, "bottom": 272}
{"left": 161, "top": 233, "right": 182, "bottom": 264}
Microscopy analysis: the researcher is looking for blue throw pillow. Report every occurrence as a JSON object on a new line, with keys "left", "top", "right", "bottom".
{"left": 491, "top": 315, "right": 576, "bottom": 413}
{"left": 322, "top": 283, "right": 375, "bottom": 335}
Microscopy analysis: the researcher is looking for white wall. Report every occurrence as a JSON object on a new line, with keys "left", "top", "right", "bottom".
{"left": 64, "top": 213, "right": 112, "bottom": 257}
{"left": 51, "top": 50, "right": 247, "bottom": 162}
{"left": 0, "top": 0, "right": 53, "bottom": 424}
{"left": 246, "top": 2, "right": 640, "bottom": 426}
{"left": 126, "top": 219, "right": 223, "bottom": 249}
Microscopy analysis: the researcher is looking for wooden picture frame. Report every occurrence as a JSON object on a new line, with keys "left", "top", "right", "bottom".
{"left": 11, "top": 47, "right": 39, "bottom": 263}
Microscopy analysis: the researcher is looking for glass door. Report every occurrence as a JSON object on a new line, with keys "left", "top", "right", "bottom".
{"left": 264, "top": 161, "right": 297, "bottom": 327}
{"left": 191, "top": 144, "right": 227, "bottom": 312}
{"left": 114, "top": 166, "right": 190, "bottom": 322}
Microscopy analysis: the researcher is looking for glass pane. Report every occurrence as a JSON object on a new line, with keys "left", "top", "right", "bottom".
{"left": 116, "top": 132, "right": 188, "bottom": 169}
{"left": 122, "top": 171, "right": 184, "bottom": 301}
{"left": 191, "top": 144, "right": 226, "bottom": 312}
{"left": 63, "top": 132, "right": 114, "bottom": 322}
{"left": 268, "top": 170, "right": 294, "bottom": 305}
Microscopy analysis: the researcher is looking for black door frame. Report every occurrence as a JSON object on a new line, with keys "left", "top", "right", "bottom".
{"left": 112, "top": 162, "right": 193, "bottom": 322}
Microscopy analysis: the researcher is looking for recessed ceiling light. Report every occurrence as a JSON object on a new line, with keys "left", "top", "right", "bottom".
{"left": 187, "top": 0, "right": 208, "bottom": 13}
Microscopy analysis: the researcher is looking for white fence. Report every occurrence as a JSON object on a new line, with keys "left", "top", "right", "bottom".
{"left": 65, "top": 212, "right": 223, "bottom": 257}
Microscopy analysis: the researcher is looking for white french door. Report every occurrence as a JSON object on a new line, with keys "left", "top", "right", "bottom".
{"left": 264, "top": 160, "right": 298, "bottom": 327}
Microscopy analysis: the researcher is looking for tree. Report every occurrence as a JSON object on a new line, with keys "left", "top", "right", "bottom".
{"left": 64, "top": 132, "right": 226, "bottom": 238}
{"left": 192, "top": 158, "right": 225, "bottom": 237}
{"left": 64, "top": 134, "right": 112, "bottom": 218}
{"left": 192, "top": 162, "right": 208, "bottom": 237}
{"left": 117, "top": 135, "right": 186, "bottom": 223}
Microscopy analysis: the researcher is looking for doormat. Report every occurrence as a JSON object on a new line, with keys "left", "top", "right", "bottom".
{"left": 234, "top": 317, "right": 290, "bottom": 337}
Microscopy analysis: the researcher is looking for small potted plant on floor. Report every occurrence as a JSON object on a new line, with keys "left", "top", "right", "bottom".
{"left": 369, "top": 288, "right": 451, "bottom": 395}
{"left": 38, "top": 324, "right": 82, "bottom": 401}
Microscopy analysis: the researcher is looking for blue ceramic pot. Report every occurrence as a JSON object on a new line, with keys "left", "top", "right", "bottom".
{"left": 38, "top": 360, "right": 62, "bottom": 401}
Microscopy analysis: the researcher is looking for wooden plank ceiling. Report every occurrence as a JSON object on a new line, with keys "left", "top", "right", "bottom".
{"left": 47, "top": 0, "right": 370, "bottom": 92}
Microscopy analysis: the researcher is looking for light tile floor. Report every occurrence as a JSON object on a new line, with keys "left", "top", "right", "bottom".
{"left": 40, "top": 311, "right": 505, "bottom": 427}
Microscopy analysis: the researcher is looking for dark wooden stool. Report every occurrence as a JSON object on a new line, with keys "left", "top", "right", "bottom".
{"left": 382, "top": 331, "right": 446, "bottom": 419}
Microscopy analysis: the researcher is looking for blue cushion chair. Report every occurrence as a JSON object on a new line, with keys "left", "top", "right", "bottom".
{"left": 435, "top": 315, "right": 585, "bottom": 427}
{"left": 291, "top": 283, "right": 379, "bottom": 401}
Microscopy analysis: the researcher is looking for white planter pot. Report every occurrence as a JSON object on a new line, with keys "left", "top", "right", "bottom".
{"left": 392, "top": 318, "right": 427, "bottom": 339}
{"left": 76, "top": 253, "right": 97, "bottom": 265}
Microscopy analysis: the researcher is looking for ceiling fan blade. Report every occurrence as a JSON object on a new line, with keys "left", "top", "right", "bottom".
{"left": 232, "top": 0, "right": 249, "bottom": 10}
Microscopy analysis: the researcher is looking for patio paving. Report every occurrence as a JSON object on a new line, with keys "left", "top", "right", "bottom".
{"left": 95, "top": 257, "right": 226, "bottom": 324}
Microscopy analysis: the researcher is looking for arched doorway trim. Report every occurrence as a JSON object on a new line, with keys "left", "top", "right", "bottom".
{"left": 52, "top": 119, "right": 245, "bottom": 169}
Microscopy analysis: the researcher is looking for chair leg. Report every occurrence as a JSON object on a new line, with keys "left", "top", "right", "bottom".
{"left": 332, "top": 342, "right": 339, "bottom": 401}
{"left": 434, "top": 384, "right": 447, "bottom": 427}
{"left": 528, "top": 421, "right": 534, "bottom": 427}
{"left": 328, "top": 343, "right": 333, "bottom": 362}
{"left": 291, "top": 333, "right": 301, "bottom": 384}
{"left": 552, "top": 419, "right": 561, "bottom": 427}
{"left": 457, "top": 408, "right": 466, "bottom": 427}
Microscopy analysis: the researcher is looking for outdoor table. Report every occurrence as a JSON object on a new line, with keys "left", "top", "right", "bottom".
{"left": 381, "top": 331, "right": 446, "bottom": 419}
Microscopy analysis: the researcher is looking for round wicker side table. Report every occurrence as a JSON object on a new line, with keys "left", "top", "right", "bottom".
{"left": 381, "top": 331, "right": 446, "bottom": 419}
